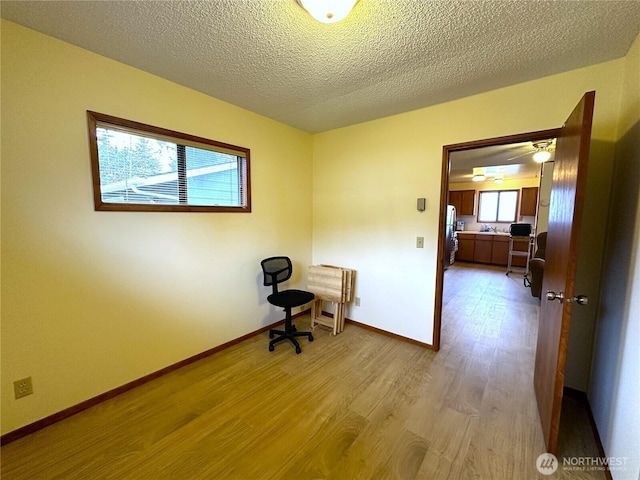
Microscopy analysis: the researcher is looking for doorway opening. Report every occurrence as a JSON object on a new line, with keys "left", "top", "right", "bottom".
{"left": 433, "top": 92, "right": 596, "bottom": 455}
{"left": 432, "top": 128, "right": 560, "bottom": 352}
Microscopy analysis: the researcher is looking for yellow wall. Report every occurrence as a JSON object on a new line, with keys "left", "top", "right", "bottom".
{"left": 1, "top": 21, "right": 313, "bottom": 434}
{"left": 2, "top": 17, "right": 638, "bottom": 443}
{"left": 312, "top": 56, "right": 624, "bottom": 344}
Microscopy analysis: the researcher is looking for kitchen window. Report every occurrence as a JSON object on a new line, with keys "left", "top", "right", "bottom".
{"left": 87, "top": 111, "right": 250, "bottom": 212}
{"left": 478, "top": 190, "right": 518, "bottom": 223}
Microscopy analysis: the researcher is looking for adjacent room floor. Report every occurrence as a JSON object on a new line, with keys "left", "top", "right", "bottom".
{"left": 1, "top": 263, "right": 606, "bottom": 479}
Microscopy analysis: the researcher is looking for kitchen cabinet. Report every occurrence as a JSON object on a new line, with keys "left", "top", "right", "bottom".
{"left": 456, "top": 234, "right": 475, "bottom": 262}
{"left": 449, "top": 189, "right": 475, "bottom": 216}
{"left": 520, "top": 187, "right": 539, "bottom": 217}
{"left": 474, "top": 235, "right": 493, "bottom": 263}
{"left": 449, "top": 191, "right": 461, "bottom": 213}
{"left": 460, "top": 190, "right": 475, "bottom": 216}
{"left": 491, "top": 235, "right": 510, "bottom": 266}
{"left": 455, "top": 232, "right": 530, "bottom": 267}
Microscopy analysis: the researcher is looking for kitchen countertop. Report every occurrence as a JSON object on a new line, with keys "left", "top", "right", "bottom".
{"left": 456, "top": 231, "right": 510, "bottom": 236}
{"left": 456, "top": 231, "right": 535, "bottom": 238}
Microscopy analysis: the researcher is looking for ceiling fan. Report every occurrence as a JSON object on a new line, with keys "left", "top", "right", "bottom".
{"left": 502, "top": 139, "right": 556, "bottom": 163}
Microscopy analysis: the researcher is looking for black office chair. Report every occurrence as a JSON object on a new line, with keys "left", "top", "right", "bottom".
{"left": 261, "top": 256, "right": 314, "bottom": 354}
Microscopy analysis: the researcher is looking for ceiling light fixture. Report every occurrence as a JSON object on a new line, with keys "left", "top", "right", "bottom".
{"left": 494, "top": 175, "right": 504, "bottom": 184}
{"left": 533, "top": 140, "right": 553, "bottom": 163}
{"left": 472, "top": 167, "right": 486, "bottom": 182}
{"left": 296, "top": 0, "right": 358, "bottom": 23}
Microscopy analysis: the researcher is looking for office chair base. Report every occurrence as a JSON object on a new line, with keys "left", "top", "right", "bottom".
{"left": 268, "top": 321, "right": 313, "bottom": 354}
{"left": 269, "top": 324, "right": 298, "bottom": 338}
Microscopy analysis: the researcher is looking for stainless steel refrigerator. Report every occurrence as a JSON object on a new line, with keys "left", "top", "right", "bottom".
{"left": 444, "top": 205, "right": 457, "bottom": 270}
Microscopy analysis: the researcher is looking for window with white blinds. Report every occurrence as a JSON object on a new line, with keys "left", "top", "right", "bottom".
{"left": 87, "top": 111, "right": 250, "bottom": 212}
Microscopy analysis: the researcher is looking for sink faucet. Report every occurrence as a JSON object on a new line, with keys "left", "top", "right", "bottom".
{"left": 491, "top": 226, "right": 497, "bottom": 233}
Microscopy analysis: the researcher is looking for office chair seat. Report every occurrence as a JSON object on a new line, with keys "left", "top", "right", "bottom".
{"left": 261, "top": 256, "right": 315, "bottom": 354}
{"left": 268, "top": 289, "right": 314, "bottom": 309}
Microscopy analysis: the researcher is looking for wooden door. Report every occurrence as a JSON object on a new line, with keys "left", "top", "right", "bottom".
{"left": 533, "top": 91, "right": 595, "bottom": 453}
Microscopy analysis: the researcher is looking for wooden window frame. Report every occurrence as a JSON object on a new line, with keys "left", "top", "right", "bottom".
{"left": 87, "top": 111, "right": 251, "bottom": 213}
{"left": 477, "top": 189, "right": 519, "bottom": 223}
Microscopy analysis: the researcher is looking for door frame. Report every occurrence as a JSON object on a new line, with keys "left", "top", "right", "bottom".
{"left": 432, "top": 127, "right": 560, "bottom": 351}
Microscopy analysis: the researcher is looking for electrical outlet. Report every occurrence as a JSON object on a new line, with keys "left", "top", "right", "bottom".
{"left": 14, "top": 377, "right": 33, "bottom": 399}
{"left": 355, "top": 297, "right": 361, "bottom": 306}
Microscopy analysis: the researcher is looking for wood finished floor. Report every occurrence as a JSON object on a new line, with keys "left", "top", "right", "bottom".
{"left": 2, "top": 263, "right": 605, "bottom": 479}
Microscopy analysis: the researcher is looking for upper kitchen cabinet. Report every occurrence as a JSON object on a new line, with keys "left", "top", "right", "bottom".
{"left": 449, "top": 189, "right": 475, "bottom": 216}
{"left": 520, "top": 187, "right": 539, "bottom": 217}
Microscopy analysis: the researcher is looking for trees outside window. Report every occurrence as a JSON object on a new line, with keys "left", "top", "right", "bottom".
{"left": 88, "top": 111, "right": 250, "bottom": 212}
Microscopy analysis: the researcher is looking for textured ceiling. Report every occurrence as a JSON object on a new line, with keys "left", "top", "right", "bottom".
{"left": 2, "top": 0, "right": 640, "bottom": 133}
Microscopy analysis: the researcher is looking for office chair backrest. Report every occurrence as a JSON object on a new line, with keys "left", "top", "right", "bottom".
{"left": 261, "top": 256, "right": 293, "bottom": 295}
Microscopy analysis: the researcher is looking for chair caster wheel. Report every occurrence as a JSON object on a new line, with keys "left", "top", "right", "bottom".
{"left": 269, "top": 331, "right": 274, "bottom": 339}
{"left": 269, "top": 344, "right": 274, "bottom": 352}
{"left": 295, "top": 347, "right": 302, "bottom": 354}
{"left": 309, "top": 335, "right": 314, "bottom": 342}
{"left": 292, "top": 325, "right": 297, "bottom": 332}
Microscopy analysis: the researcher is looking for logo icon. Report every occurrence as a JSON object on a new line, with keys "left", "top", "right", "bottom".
{"left": 536, "top": 453, "right": 559, "bottom": 475}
